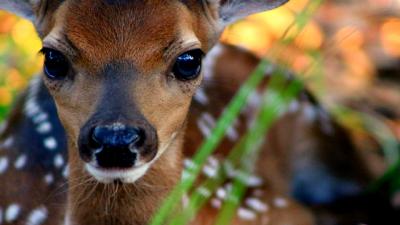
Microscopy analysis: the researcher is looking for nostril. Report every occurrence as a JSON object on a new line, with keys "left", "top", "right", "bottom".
{"left": 90, "top": 129, "right": 103, "bottom": 149}
{"left": 133, "top": 128, "right": 145, "bottom": 148}
{"left": 88, "top": 125, "right": 145, "bottom": 169}
{"left": 123, "top": 128, "right": 140, "bottom": 146}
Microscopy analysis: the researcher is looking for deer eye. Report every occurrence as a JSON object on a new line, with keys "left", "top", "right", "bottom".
{"left": 41, "top": 48, "right": 69, "bottom": 80}
{"left": 172, "top": 49, "right": 203, "bottom": 80}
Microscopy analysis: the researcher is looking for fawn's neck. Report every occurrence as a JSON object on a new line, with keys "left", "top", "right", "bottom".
{"left": 66, "top": 137, "right": 184, "bottom": 225}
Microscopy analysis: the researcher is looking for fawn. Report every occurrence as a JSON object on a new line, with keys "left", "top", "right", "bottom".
{"left": 0, "top": 1, "right": 382, "bottom": 225}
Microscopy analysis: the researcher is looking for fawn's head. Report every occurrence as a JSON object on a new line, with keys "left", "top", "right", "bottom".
{"left": 1, "top": 0, "right": 288, "bottom": 183}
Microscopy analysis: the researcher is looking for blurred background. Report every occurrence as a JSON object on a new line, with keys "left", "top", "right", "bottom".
{"left": 0, "top": 0, "right": 399, "bottom": 217}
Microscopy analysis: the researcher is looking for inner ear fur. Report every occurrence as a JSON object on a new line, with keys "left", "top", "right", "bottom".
{"left": 211, "top": 0, "right": 290, "bottom": 25}
{"left": 0, "top": 0, "right": 63, "bottom": 23}
{"left": 0, "top": 0, "right": 37, "bottom": 21}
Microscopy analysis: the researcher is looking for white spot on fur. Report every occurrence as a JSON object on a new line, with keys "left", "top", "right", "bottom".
{"left": 246, "top": 198, "right": 269, "bottom": 212}
{"left": 183, "top": 159, "right": 197, "bottom": 170}
{"left": 237, "top": 207, "right": 257, "bottom": 221}
{"left": 0, "top": 207, "right": 3, "bottom": 224}
{"left": 36, "top": 122, "right": 52, "bottom": 134}
{"left": 288, "top": 100, "right": 300, "bottom": 113}
{"left": 32, "top": 112, "right": 48, "bottom": 124}
{"left": 224, "top": 183, "right": 233, "bottom": 192}
{"left": 216, "top": 187, "right": 227, "bottom": 199}
{"left": 0, "top": 157, "right": 9, "bottom": 174}
{"left": 14, "top": 154, "right": 27, "bottom": 170}
{"left": 0, "top": 122, "right": 6, "bottom": 134}
{"left": 62, "top": 165, "right": 69, "bottom": 178}
{"left": 43, "top": 137, "right": 57, "bottom": 150}
{"left": 197, "top": 113, "right": 216, "bottom": 138}
{"left": 5, "top": 204, "right": 21, "bottom": 222}
{"left": 24, "top": 77, "right": 42, "bottom": 116}
{"left": 202, "top": 165, "right": 218, "bottom": 178}
{"left": 44, "top": 173, "right": 54, "bottom": 185}
{"left": 25, "top": 206, "right": 48, "bottom": 225}
{"left": 54, "top": 154, "right": 64, "bottom": 168}
{"left": 303, "top": 104, "right": 318, "bottom": 122}
{"left": 23, "top": 78, "right": 56, "bottom": 146}
{"left": 181, "top": 194, "right": 190, "bottom": 208}
{"left": 25, "top": 99, "right": 41, "bottom": 117}
{"left": 226, "top": 125, "right": 239, "bottom": 141}
{"left": 181, "top": 170, "right": 191, "bottom": 181}
{"left": 0, "top": 137, "right": 14, "bottom": 150}
{"left": 246, "top": 175, "right": 263, "bottom": 187}
{"left": 223, "top": 161, "right": 236, "bottom": 178}
{"left": 63, "top": 210, "right": 71, "bottom": 225}
{"left": 247, "top": 91, "right": 263, "bottom": 109}
{"left": 235, "top": 171, "right": 262, "bottom": 187}
{"left": 274, "top": 197, "right": 288, "bottom": 208}
{"left": 211, "top": 198, "right": 222, "bottom": 209}
{"left": 197, "top": 187, "right": 211, "bottom": 197}
{"left": 4, "top": 137, "right": 14, "bottom": 149}
{"left": 207, "top": 156, "right": 219, "bottom": 168}
{"left": 244, "top": 91, "right": 263, "bottom": 128}
{"left": 194, "top": 87, "right": 209, "bottom": 105}
{"left": 203, "top": 44, "right": 224, "bottom": 79}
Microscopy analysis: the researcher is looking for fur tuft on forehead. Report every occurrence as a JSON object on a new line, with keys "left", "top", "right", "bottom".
{"left": 63, "top": 0, "right": 186, "bottom": 70}
{"left": 103, "top": 0, "right": 133, "bottom": 5}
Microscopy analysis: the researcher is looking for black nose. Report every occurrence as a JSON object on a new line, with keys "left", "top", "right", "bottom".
{"left": 90, "top": 125, "right": 145, "bottom": 168}
{"left": 92, "top": 125, "right": 144, "bottom": 148}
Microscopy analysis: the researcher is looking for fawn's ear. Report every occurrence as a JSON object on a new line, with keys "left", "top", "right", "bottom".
{"left": 212, "top": 0, "right": 289, "bottom": 24}
{"left": 0, "top": 0, "right": 39, "bottom": 21}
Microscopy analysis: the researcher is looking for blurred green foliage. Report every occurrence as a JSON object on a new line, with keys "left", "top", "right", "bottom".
{"left": 0, "top": 11, "right": 42, "bottom": 118}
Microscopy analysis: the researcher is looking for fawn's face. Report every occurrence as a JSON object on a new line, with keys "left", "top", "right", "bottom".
{"left": 41, "top": 0, "right": 220, "bottom": 183}
{"left": 1, "top": 0, "right": 288, "bottom": 183}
